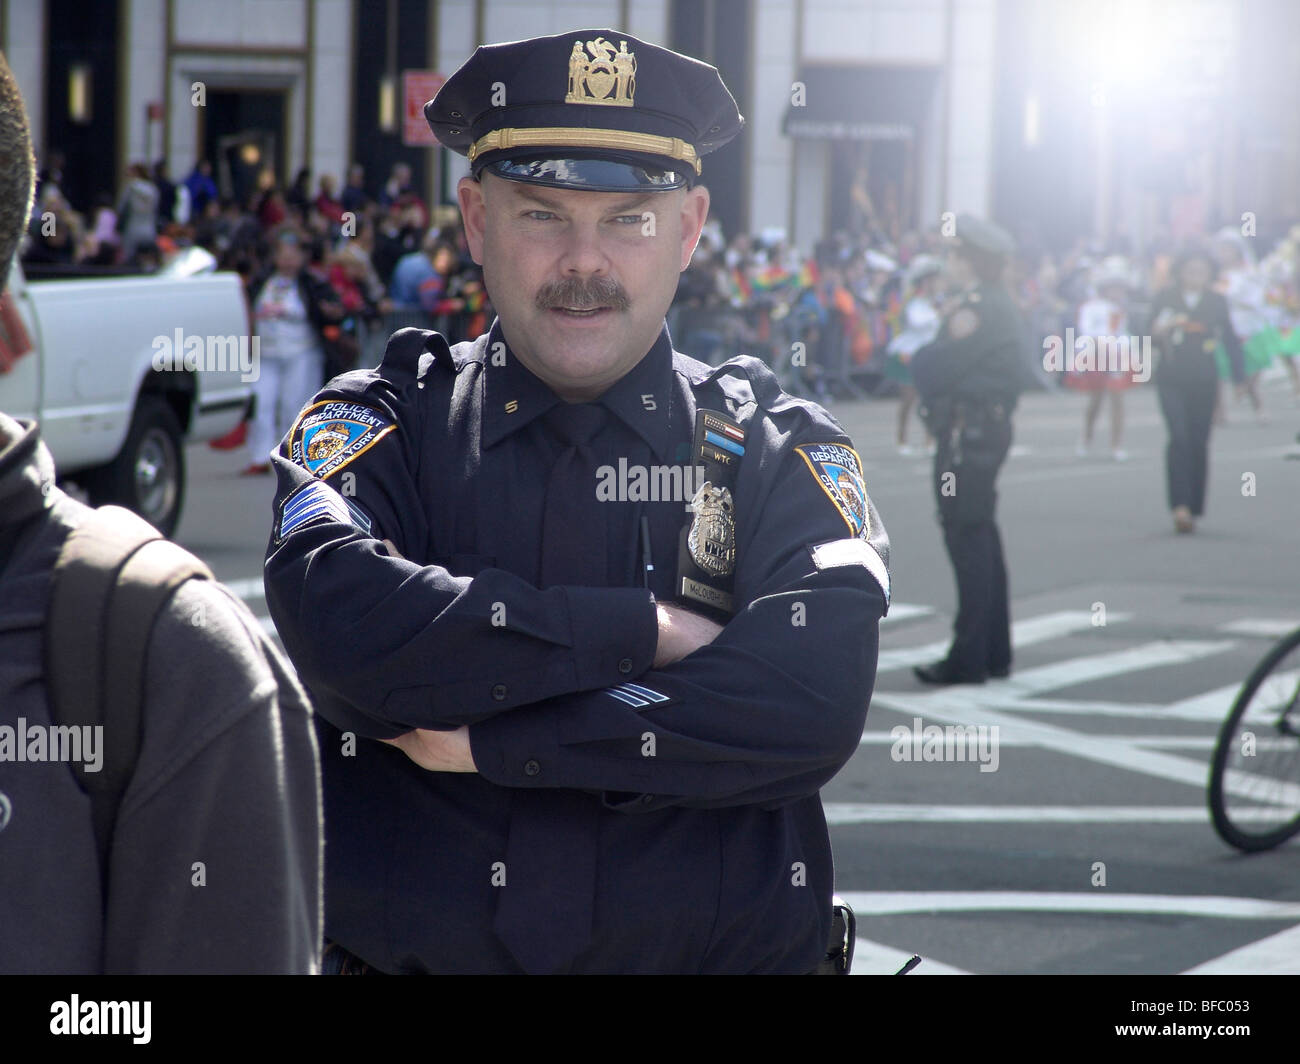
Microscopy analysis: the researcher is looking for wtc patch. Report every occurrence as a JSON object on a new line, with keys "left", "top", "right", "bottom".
{"left": 289, "top": 400, "right": 395, "bottom": 478}
{"left": 795, "top": 442, "right": 871, "bottom": 539}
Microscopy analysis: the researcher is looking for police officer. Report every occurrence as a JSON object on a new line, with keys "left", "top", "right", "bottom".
{"left": 263, "top": 28, "right": 891, "bottom": 974}
{"left": 911, "top": 215, "right": 1023, "bottom": 685}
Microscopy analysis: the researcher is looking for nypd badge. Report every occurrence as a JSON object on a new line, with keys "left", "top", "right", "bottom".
{"left": 795, "top": 442, "right": 871, "bottom": 539}
{"left": 675, "top": 409, "right": 746, "bottom": 619}
{"left": 288, "top": 400, "right": 395, "bottom": 479}
{"left": 687, "top": 481, "right": 735, "bottom": 577}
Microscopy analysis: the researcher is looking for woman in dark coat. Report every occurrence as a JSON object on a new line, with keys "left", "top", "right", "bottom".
{"left": 1147, "top": 246, "right": 1245, "bottom": 533}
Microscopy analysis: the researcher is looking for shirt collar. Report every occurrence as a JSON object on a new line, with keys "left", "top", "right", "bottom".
{"left": 480, "top": 319, "right": 678, "bottom": 461}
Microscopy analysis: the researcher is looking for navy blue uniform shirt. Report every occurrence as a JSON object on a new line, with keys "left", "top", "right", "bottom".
{"left": 264, "top": 319, "right": 890, "bottom": 973}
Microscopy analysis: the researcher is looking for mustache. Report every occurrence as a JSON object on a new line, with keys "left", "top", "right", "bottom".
{"left": 535, "top": 276, "right": 630, "bottom": 312}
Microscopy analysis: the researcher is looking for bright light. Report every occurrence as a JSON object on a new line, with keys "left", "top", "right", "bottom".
{"left": 68, "top": 63, "right": 92, "bottom": 123}
{"left": 379, "top": 75, "right": 396, "bottom": 131}
{"left": 1024, "top": 92, "right": 1040, "bottom": 147}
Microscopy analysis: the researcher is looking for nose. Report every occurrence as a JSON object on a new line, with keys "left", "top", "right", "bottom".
{"left": 556, "top": 218, "right": 610, "bottom": 278}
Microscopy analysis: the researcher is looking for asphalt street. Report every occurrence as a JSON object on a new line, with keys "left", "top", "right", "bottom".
{"left": 173, "top": 366, "right": 1300, "bottom": 976}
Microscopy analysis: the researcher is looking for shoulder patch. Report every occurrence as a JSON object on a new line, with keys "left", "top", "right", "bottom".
{"left": 288, "top": 399, "right": 395, "bottom": 478}
{"left": 277, "top": 479, "right": 373, "bottom": 541}
{"left": 795, "top": 442, "right": 871, "bottom": 538}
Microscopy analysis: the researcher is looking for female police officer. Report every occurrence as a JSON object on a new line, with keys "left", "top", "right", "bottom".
{"left": 911, "top": 216, "right": 1024, "bottom": 685}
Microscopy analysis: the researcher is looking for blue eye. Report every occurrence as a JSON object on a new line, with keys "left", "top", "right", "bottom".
{"left": 526, "top": 210, "right": 556, "bottom": 221}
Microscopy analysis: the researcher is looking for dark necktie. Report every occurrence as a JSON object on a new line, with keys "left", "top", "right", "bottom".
{"left": 493, "top": 402, "right": 607, "bottom": 972}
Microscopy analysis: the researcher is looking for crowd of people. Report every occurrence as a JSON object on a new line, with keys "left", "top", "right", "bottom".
{"left": 671, "top": 217, "right": 1300, "bottom": 453}
{"left": 24, "top": 155, "right": 492, "bottom": 473}
{"left": 22, "top": 150, "right": 1300, "bottom": 478}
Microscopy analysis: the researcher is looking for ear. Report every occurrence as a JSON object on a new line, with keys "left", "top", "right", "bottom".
{"left": 678, "top": 184, "right": 710, "bottom": 273}
{"left": 457, "top": 175, "right": 487, "bottom": 265}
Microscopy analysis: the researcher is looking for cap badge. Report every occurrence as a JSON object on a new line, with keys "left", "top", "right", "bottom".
{"left": 565, "top": 37, "right": 636, "bottom": 107}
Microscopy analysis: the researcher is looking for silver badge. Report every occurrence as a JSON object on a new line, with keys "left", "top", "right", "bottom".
{"left": 687, "top": 481, "right": 736, "bottom": 577}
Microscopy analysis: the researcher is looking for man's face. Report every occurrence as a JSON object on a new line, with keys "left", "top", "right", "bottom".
{"left": 458, "top": 170, "right": 710, "bottom": 400}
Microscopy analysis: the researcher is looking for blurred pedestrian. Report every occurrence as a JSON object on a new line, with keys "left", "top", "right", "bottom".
{"left": 116, "top": 162, "right": 159, "bottom": 264}
{"left": 1147, "top": 244, "right": 1245, "bottom": 534}
{"left": 243, "top": 228, "right": 344, "bottom": 475}
{"left": 1069, "top": 256, "right": 1134, "bottom": 461}
{"left": 1212, "top": 228, "right": 1272, "bottom": 423}
{"left": 885, "top": 253, "right": 942, "bottom": 454}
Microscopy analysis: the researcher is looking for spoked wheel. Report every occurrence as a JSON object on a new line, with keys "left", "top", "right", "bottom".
{"left": 1208, "top": 627, "right": 1300, "bottom": 852}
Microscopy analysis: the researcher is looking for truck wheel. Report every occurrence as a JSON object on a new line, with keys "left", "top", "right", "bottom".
{"left": 83, "top": 395, "right": 186, "bottom": 537}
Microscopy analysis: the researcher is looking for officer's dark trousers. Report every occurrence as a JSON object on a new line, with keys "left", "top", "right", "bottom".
{"left": 1156, "top": 363, "right": 1217, "bottom": 516}
{"left": 933, "top": 419, "right": 1013, "bottom": 677}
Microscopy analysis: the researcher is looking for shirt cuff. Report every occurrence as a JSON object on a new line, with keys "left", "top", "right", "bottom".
{"left": 562, "top": 585, "right": 658, "bottom": 690}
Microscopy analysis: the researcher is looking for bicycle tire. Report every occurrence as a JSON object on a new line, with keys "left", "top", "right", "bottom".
{"left": 1208, "top": 625, "right": 1300, "bottom": 852}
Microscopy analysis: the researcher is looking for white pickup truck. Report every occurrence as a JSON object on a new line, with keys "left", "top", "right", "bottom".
{"left": 0, "top": 255, "right": 252, "bottom": 536}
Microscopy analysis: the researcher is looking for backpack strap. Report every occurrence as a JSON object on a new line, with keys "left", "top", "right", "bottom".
{"left": 44, "top": 505, "right": 214, "bottom": 898}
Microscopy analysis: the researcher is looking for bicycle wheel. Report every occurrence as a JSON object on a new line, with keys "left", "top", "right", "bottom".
{"left": 1208, "top": 626, "right": 1300, "bottom": 851}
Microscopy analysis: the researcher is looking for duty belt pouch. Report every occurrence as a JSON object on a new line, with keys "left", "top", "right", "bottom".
{"left": 812, "top": 896, "right": 856, "bottom": 974}
{"left": 675, "top": 409, "right": 746, "bottom": 622}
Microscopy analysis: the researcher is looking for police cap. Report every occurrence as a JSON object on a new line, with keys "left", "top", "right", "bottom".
{"left": 425, "top": 29, "right": 743, "bottom": 193}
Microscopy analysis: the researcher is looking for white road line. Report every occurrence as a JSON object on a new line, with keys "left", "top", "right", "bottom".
{"left": 850, "top": 937, "right": 970, "bottom": 976}
{"left": 881, "top": 603, "right": 934, "bottom": 624}
{"left": 1218, "top": 619, "right": 1300, "bottom": 637}
{"left": 1166, "top": 670, "right": 1300, "bottom": 721}
{"left": 857, "top": 731, "right": 1227, "bottom": 748}
{"left": 824, "top": 804, "right": 1293, "bottom": 824}
{"left": 867, "top": 692, "right": 1226, "bottom": 796}
{"left": 837, "top": 891, "right": 1300, "bottom": 919}
{"left": 944, "top": 696, "right": 1211, "bottom": 722}
{"left": 878, "top": 610, "right": 1131, "bottom": 673}
{"left": 1181, "top": 923, "right": 1300, "bottom": 974}
{"left": 994, "top": 640, "right": 1236, "bottom": 698}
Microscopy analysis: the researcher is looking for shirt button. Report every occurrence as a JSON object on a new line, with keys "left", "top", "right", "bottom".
{"left": 524, "top": 759, "right": 541, "bottom": 777}
{"left": 491, "top": 684, "right": 508, "bottom": 701}
{"left": 618, "top": 658, "right": 633, "bottom": 674}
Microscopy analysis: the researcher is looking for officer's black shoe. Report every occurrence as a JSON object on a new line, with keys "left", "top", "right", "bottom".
{"left": 913, "top": 661, "right": 987, "bottom": 685}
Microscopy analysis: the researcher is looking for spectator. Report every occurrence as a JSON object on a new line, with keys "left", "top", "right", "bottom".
{"left": 83, "top": 192, "right": 120, "bottom": 266}
{"left": 152, "top": 160, "right": 177, "bottom": 226}
{"left": 243, "top": 227, "right": 345, "bottom": 476}
{"left": 185, "top": 158, "right": 218, "bottom": 217}
{"left": 314, "top": 173, "right": 345, "bottom": 230}
{"left": 340, "top": 162, "right": 369, "bottom": 215}
{"left": 389, "top": 231, "right": 465, "bottom": 332}
{"left": 286, "top": 166, "right": 312, "bottom": 216}
{"left": 116, "top": 162, "right": 159, "bottom": 264}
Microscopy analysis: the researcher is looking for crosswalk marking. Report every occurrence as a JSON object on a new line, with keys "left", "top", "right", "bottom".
{"left": 880, "top": 602, "right": 934, "bottom": 624}
{"left": 877, "top": 609, "right": 1132, "bottom": 673}
{"left": 1181, "top": 923, "right": 1300, "bottom": 974}
{"left": 994, "top": 640, "right": 1235, "bottom": 696}
{"left": 824, "top": 804, "right": 1292, "bottom": 824}
{"left": 1217, "top": 618, "right": 1300, "bottom": 637}
{"left": 837, "top": 891, "right": 1300, "bottom": 920}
